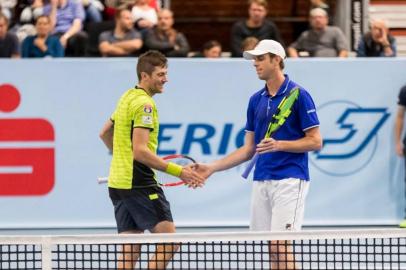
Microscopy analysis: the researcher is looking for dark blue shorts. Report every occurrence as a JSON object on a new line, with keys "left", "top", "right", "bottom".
{"left": 109, "top": 186, "right": 173, "bottom": 233}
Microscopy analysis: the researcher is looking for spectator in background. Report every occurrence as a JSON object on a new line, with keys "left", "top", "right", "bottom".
{"left": 0, "top": 12, "right": 19, "bottom": 57}
{"left": 81, "top": 0, "right": 104, "bottom": 23}
{"left": 21, "top": 15, "right": 64, "bottom": 57}
{"left": 193, "top": 40, "right": 222, "bottom": 58}
{"left": 395, "top": 84, "right": 406, "bottom": 228}
{"left": 43, "top": 0, "right": 88, "bottom": 56}
{"left": 132, "top": 0, "right": 157, "bottom": 33}
{"left": 0, "top": 0, "right": 16, "bottom": 21}
{"left": 288, "top": 8, "right": 348, "bottom": 58}
{"left": 144, "top": 9, "right": 189, "bottom": 57}
{"left": 357, "top": 19, "right": 396, "bottom": 57}
{"left": 310, "top": 0, "right": 329, "bottom": 15}
{"left": 241, "top": 36, "right": 259, "bottom": 51}
{"left": 19, "top": 0, "right": 44, "bottom": 25}
{"left": 230, "top": 0, "right": 283, "bottom": 57}
{"left": 98, "top": 8, "right": 142, "bottom": 57}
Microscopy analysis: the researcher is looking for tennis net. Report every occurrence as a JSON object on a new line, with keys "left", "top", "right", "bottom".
{"left": 0, "top": 229, "right": 405, "bottom": 269}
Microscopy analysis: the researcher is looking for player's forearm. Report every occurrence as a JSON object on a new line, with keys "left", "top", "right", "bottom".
{"left": 278, "top": 135, "right": 322, "bottom": 153}
{"left": 212, "top": 145, "right": 255, "bottom": 173}
{"left": 395, "top": 115, "right": 404, "bottom": 143}
{"left": 133, "top": 146, "right": 168, "bottom": 172}
{"left": 100, "top": 131, "right": 113, "bottom": 152}
{"left": 99, "top": 120, "right": 114, "bottom": 152}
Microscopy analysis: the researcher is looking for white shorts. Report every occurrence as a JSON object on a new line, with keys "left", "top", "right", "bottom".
{"left": 250, "top": 178, "right": 309, "bottom": 232}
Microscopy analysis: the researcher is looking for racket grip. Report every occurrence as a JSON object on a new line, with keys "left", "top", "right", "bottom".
{"left": 241, "top": 153, "right": 259, "bottom": 179}
{"left": 97, "top": 177, "right": 108, "bottom": 184}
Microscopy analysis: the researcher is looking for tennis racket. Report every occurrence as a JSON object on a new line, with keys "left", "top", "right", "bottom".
{"left": 97, "top": 154, "right": 196, "bottom": 187}
{"left": 241, "top": 87, "right": 300, "bottom": 179}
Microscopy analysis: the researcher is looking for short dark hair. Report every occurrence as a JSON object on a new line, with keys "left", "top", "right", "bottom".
{"left": 35, "top": 15, "right": 50, "bottom": 24}
{"left": 269, "top": 53, "right": 285, "bottom": 70}
{"left": 0, "top": 12, "right": 9, "bottom": 25}
{"left": 114, "top": 7, "right": 129, "bottom": 20}
{"left": 202, "top": 40, "right": 221, "bottom": 52}
{"left": 248, "top": 0, "right": 268, "bottom": 9}
{"left": 137, "top": 50, "right": 168, "bottom": 81}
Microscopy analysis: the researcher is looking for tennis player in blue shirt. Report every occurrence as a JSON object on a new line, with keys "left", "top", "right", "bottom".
{"left": 197, "top": 39, "right": 322, "bottom": 269}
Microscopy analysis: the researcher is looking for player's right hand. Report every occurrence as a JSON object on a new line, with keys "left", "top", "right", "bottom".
{"left": 180, "top": 166, "right": 206, "bottom": 189}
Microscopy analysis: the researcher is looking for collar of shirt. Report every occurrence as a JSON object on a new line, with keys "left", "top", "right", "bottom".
{"left": 260, "top": 74, "right": 291, "bottom": 98}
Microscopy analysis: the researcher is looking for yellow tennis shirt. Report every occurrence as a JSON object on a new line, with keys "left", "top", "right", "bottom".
{"left": 108, "top": 87, "right": 159, "bottom": 189}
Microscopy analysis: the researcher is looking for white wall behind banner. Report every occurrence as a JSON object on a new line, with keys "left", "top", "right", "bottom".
{"left": 0, "top": 58, "right": 405, "bottom": 228}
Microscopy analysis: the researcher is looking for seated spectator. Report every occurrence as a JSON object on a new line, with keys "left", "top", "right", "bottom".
{"left": 0, "top": 0, "right": 17, "bottom": 21}
{"left": 310, "top": 0, "right": 329, "bottom": 14}
{"left": 21, "top": 15, "right": 64, "bottom": 57}
{"left": 288, "top": 8, "right": 348, "bottom": 57}
{"left": 131, "top": 0, "right": 157, "bottom": 32}
{"left": 193, "top": 40, "right": 222, "bottom": 58}
{"left": 0, "top": 12, "right": 19, "bottom": 57}
{"left": 230, "top": 0, "right": 283, "bottom": 57}
{"left": 144, "top": 9, "right": 189, "bottom": 57}
{"left": 19, "top": 0, "right": 44, "bottom": 25}
{"left": 98, "top": 8, "right": 142, "bottom": 57}
{"left": 43, "top": 0, "right": 88, "bottom": 57}
{"left": 148, "top": 0, "right": 159, "bottom": 11}
{"left": 81, "top": 0, "right": 104, "bottom": 23}
{"left": 241, "top": 36, "right": 258, "bottom": 51}
{"left": 357, "top": 19, "right": 396, "bottom": 57}
{"left": 104, "top": 0, "right": 133, "bottom": 20}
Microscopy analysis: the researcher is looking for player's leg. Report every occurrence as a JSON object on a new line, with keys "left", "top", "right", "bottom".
{"left": 118, "top": 230, "right": 143, "bottom": 270}
{"left": 136, "top": 186, "right": 177, "bottom": 269}
{"left": 269, "top": 178, "right": 309, "bottom": 270}
{"left": 111, "top": 198, "right": 143, "bottom": 269}
{"left": 149, "top": 221, "right": 179, "bottom": 269}
{"left": 249, "top": 181, "right": 272, "bottom": 231}
{"left": 401, "top": 150, "right": 406, "bottom": 228}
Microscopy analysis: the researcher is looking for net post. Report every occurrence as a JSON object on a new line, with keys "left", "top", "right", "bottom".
{"left": 41, "top": 237, "right": 52, "bottom": 270}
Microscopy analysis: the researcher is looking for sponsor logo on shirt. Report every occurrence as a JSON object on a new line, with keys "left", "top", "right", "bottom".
{"left": 144, "top": 104, "right": 153, "bottom": 114}
{"left": 142, "top": 115, "right": 153, "bottom": 125}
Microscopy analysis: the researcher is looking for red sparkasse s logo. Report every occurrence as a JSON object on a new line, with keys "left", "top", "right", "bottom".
{"left": 0, "top": 84, "right": 55, "bottom": 196}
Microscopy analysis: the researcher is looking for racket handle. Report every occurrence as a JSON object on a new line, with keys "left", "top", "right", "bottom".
{"left": 97, "top": 177, "right": 108, "bottom": 184}
{"left": 241, "top": 153, "right": 259, "bottom": 179}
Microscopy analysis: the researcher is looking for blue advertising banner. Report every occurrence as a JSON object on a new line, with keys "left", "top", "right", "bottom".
{"left": 0, "top": 58, "right": 405, "bottom": 228}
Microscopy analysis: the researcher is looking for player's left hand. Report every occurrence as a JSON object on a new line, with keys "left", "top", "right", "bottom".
{"left": 256, "top": 138, "right": 281, "bottom": 154}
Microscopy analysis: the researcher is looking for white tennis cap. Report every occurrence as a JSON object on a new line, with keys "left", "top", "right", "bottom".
{"left": 243, "top": 39, "right": 286, "bottom": 60}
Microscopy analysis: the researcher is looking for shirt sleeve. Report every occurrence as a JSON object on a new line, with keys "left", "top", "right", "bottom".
{"left": 356, "top": 37, "right": 367, "bottom": 57}
{"left": 245, "top": 96, "right": 256, "bottom": 132}
{"left": 110, "top": 110, "right": 116, "bottom": 122}
{"left": 289, "top": 32, "right": 306, "bottom": 51}
{"left": 128, "top": 29, "right": 142, "bottom": 40}
{"left": 72, "top": 1, "right": 85, "bottom": 21}
{"left": 335, "top": 27, "right": 349, "bottom": 52}
{"left": 398, "top": 85, "right": 406, "bottom": 107}
{"left": 11, "top": 34, "right": 20, "bottom": 55}
{"left": 297, "top": 89, "right": 320, "bottom": 131}
{"left": 99, "top": 31, "right": 111, "bottom": 44}
{"left": 21, "top": 36, "right": 31, "bottom": 58}
{"left": 132, "top": 100, "right": 155, "bottom": 130}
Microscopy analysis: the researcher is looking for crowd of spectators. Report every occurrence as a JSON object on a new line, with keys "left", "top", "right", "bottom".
{"left": 0, "top": 0, "right": 398, "bottom": 58}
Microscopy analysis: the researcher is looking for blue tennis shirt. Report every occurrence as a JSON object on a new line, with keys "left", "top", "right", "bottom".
{"left": 245, "top": 75, "right": 320, "bottom": 181}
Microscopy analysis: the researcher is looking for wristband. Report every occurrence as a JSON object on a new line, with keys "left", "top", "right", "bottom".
{"left": 166, "top": 162, "right": 182, "bottom": 177}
